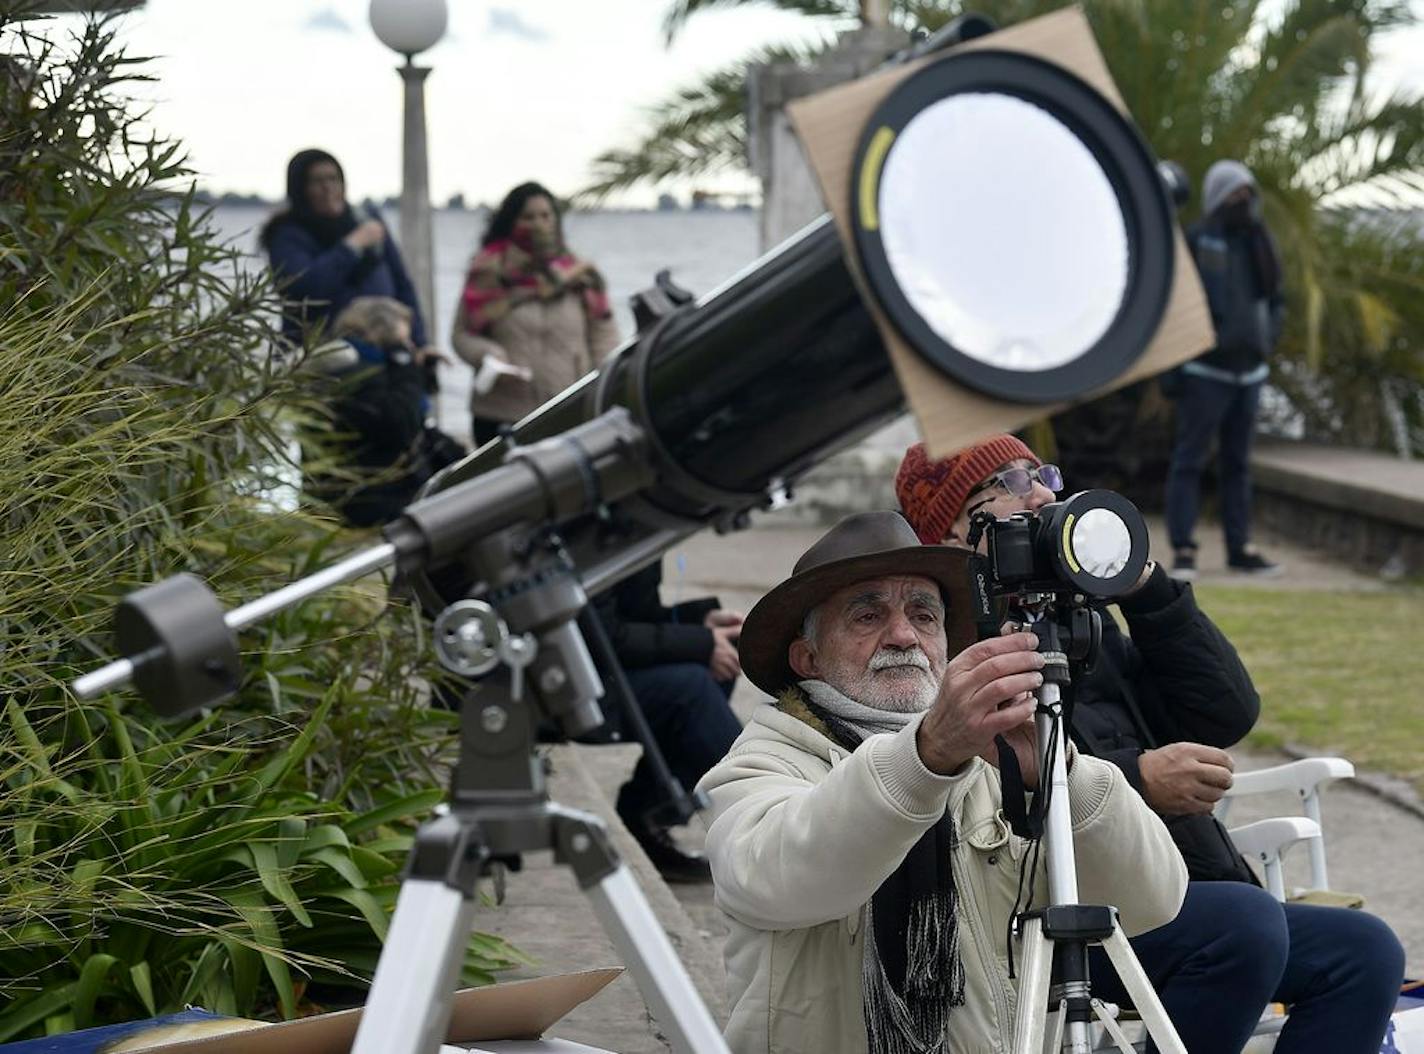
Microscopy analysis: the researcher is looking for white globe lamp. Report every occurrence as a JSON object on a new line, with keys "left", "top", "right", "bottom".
{"left": 369, "top": 0, "right": 448, "bottom": 58}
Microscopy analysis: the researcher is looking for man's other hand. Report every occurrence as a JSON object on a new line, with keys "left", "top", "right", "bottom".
{"left": 916, "top": 632, "right": 1044, "bottom": 776}
{"left": 1139, "top": 742, "right": 1235, "bottom": 815}
{"left": 705, "top": 609, "right": 745, "bottom": 630}
{"left": 709, "top": 625, "right": 742, "bottom": 682}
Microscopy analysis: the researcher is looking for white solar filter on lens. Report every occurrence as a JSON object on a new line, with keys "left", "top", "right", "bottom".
{"left": 1070, "top": 507, "right": 1132, "bottom": 581}
{"left": 877, "top": 93, "right": 1129, "bottom": 373}
{"left": 850, "top": 50, "right": 1175, "bottom": 404}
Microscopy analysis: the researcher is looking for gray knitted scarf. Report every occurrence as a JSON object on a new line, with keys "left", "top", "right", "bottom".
{"left": 797, "top": 681, "right": 966, "bottom": 1054}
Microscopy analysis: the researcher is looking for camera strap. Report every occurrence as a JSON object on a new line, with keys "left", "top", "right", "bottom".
{"left": 995, "top": 732, "right": 1044, "bottom": 841}
{"left": 966, "top": 554, "right": 1002, "bottom": 642}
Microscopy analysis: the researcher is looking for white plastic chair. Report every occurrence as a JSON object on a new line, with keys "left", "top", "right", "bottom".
{"left": 1092, "top": 757, "right": 1361, "bottom": 1050}
{"left": 1216, "top": 757, "right": 1356, "bottom": 901}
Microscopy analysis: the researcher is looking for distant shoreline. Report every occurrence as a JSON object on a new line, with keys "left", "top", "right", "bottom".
{"left": 191, "top": 191, "right": 756, "bottom": 216}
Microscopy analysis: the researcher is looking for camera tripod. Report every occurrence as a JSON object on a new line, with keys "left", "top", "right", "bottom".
{"left": 1008, "top": 605, "right": 1186, "bottom": 1054}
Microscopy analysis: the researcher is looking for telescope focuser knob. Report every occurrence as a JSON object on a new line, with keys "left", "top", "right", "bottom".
{"left": 631, "top": 268, "right": 695, "bottom": 334}
{"left": 433, "top": 600, "right": 507, "bottom": 677}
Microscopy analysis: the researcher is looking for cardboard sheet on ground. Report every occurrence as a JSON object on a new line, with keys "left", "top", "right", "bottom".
{"left": 786, "top": 6, "right": 1213, "bottom": 458}
{"left": 0, "top": 969, "right": 622, "bottom": 1054}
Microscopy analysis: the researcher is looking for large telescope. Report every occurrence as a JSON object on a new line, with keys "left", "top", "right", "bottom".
{"left": 71, "top": 17, "right": 1186, "bottom": 1053}
{"left": 76, "top": 14, "right": 1180, "bottom": 714}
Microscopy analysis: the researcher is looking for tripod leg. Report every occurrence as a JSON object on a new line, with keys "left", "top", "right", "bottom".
{"left": 1091, "top": 998, "right": 1139, "bottom": 1053}
{"left": 585, "top": 866, "right": 730, "bottom": 1053}
{"left": 1046, "top": 999, "right": 1067, "bottom": 1054}
{"left": 1012, "top": 916, "right": 1055, "bottom": 1054}
{"left": 1100, "top": 924, "right": 1187, "bottom": 1054}
{"left": 351, "top": 878, "right": 479, "bottom": 1054}
{"left": 551, "top": 807, "right": 727, "bottom": 1053}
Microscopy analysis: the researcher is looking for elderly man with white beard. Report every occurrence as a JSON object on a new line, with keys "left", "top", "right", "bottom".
{"left": 696, "top": 511, "right": 1187, "bottom": 1054}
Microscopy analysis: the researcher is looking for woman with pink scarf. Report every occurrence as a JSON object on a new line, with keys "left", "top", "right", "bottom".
{"left": 451, "top": 182, "right": 620, "bottom": 446}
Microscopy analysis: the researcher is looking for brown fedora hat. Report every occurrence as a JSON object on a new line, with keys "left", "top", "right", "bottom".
{"left": 739, "top": 511, "right": 978, "bottom": 697}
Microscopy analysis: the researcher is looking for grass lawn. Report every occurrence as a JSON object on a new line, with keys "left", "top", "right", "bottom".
{"left": 1189, "top": 583, "right": 1424, "bottom": 794}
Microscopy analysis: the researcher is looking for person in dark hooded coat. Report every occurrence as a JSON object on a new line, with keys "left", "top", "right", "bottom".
{"left": 261, "top": 148, "right": 428, "bottom": 350}
{"left": 1165, "top": 160, "right": 1285, "bottom": 580}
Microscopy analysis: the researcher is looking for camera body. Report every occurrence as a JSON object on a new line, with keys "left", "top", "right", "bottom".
{"left": 972, "top": 489, "right": 1150, "bottom": 602}
{"left": 967, "top": 489, "right": 1149, "bottom": 671}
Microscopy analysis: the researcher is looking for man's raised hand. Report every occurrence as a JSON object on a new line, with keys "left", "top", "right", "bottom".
{"left": 916, "top": 632, "right": 1044, "bottom": 776}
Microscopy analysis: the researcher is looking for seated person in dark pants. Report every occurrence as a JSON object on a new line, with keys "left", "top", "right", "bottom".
{"left": 896, "top": 434, "right": 1405, "bottom": 1054}
{"left": 594, "top": 562, "right": 744, "bottom": 883}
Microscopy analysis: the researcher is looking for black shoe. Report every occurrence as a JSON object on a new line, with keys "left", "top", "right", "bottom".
{"left": 1228, "top": 546, "right": 1282, "bottom": 577}
{"left": 619, "top": 808, "right": 712, "bottom": 884}
{"left": 1170, "top": 546, "right": 1199, "bottom": 581}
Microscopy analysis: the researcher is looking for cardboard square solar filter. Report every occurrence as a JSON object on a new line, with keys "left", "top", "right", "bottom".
{"left": 787, "top": 6, "right": 1214, "bottom": 458}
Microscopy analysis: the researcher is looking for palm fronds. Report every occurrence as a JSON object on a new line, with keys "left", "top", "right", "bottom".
{"left": 587, "top": 0, "right": 1424, "bottom": 454}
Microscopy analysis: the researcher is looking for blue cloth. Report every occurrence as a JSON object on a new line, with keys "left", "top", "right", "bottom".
{"left": 1165, "top": 372, "right": 1262, "bottom": 555}
{"left": 1088, "top": 882, "right": 1405, "bottom": 1054}
{"left": 615, "top": 663, "right": 740, "bottom": 822}
{"left": 265, "top": 220, "right": 427, "bottom": 347}
{"left": 0, "top": 1010, "right": 227, "bottom": 1053}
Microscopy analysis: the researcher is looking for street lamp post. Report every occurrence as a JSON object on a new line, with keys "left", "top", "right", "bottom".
{"left": 369, "top": 0, "right": 447, "bottom": 362}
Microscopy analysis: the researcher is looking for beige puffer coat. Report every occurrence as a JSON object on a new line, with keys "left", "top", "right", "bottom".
{"left": 697, "top": 701, "right": 1187, "bottom": 1054}
{"left": 450, "top": 292, "right": 620, "bottom": 425}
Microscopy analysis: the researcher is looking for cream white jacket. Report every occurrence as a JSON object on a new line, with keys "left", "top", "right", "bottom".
{"left": 697, "top": 702, "right": 1188, "bottom": 1054}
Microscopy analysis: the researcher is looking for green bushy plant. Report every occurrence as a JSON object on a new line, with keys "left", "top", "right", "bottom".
{"left": 0, "top": 7, "right": 522, "bottom": 1037}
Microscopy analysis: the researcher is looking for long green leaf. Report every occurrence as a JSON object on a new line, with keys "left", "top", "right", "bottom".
{"left": 0, "top": 983, "right": 78, "bottom": 1043}
{"left": 343, "top": 789, "right": 445, "bottom": 838}
{"left": 129, "top": 960, "right": 157, "bottom": 1017}
{"left": 71, "top": 952, "right": 118, "bottom": 1028}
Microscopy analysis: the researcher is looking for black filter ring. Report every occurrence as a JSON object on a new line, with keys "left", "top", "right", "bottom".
{"left": 850, "top": 48, "right": 1174, "bottom": 404}
{"left": 1048, "top": 489, "right": 1150, "bottom": 598}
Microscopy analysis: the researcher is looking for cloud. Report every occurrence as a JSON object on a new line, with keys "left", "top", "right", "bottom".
{"left": 304, "top": 8, "right": 353, "bottom": 34}
{"left": 487, "top": 8, "right": 550, "bottom": 43}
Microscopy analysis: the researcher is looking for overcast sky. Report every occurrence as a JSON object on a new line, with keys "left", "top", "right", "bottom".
{"left": 66, "top": 0, "right": 833, "bottom": 208}
{"left": 38, "top": 0, "right": 1424, "bottom": 209}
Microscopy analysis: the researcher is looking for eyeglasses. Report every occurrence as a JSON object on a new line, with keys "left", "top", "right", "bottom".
{"left": 969, "top": 463, "right": 1064, "bottom": 501}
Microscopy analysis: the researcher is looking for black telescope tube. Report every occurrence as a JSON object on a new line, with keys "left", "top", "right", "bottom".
{"left": 426, "top": 15, "right": 1008, "bottom": 523}
{"left": 616, "top": 218, "right": 901, "bottom": 507}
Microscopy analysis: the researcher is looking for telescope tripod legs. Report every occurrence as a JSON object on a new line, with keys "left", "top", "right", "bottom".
{"left": 1012, "top": 907, "right": 1185, "bottom": 1054}
{"left": 350, "top": 805, "right": 729, "bottom": 1054}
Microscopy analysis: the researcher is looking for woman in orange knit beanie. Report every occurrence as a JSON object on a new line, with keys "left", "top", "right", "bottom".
{"left": 893, "top": 434, "right": 1061, "bottom": 545}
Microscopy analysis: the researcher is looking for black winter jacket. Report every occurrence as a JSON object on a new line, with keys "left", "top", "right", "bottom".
{"left": 1187, "top": 217, "right": 1285, "bottom": 375}
{"left": 1066, "top": 563, "right": 1262, "bottom": 882}
{"left": 594, "top": 563, "right": 719, "bottom": 670}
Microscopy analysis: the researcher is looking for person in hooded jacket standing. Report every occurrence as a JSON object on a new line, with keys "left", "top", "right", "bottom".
{"left": 261, "top": 148, "right": 430, "bottom": 352}
{"left": 1165, "top": 160, "right": 1285, "bottom": 580}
